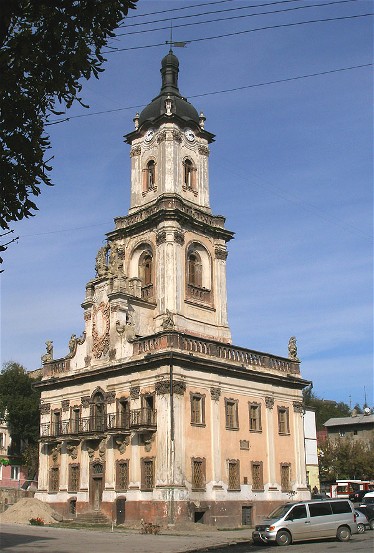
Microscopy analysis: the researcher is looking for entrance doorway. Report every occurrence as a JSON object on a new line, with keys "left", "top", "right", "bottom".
{"left": 90, "top": 462, "right": 104, "bottom": 511}
{"left": 116, "top": 498, "right": 126, "bottom": 524}
{"left": 242, "top": 506, "right": 252, "bottom": 526}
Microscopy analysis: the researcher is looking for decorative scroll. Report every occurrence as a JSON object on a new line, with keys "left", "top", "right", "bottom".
{"left": 156, "top": 231, "right": 167, "bottom": 245}
{"left": 40, "top": 402, "right": 51, "bottom": 415}
{"left": 293, "top": 401, "right": 304, "bottom": 414}
{"left": 198, "top": 145, "right": 210, "bottom": 156}
{"left": 61, "top": 400, "right": 70, "bottom": 412}
{"left": 81, "top": 396, "right": 90, "bottom": 408}
{"left": 174, "top": 230, "right": 185, "bottom": 245}
{"left": 173, "top": 381, "right": 186, "bottom": 395}
{"left": 130, "top": 386, "right": 140, "bottom": 399}
{"left": 130, "top": 145, "right": 141, "bottom": 157}
{"left": 92, "top": 302, "right": 110, "bottom": 359}
{"left": 215, "top": 246, "right": 228, "bottom": 260}
{"left": 66, "top": 445, "right": 78, "bottom": 460}
{"left": 105, "top": 391, "right": 116, "bottom": 404}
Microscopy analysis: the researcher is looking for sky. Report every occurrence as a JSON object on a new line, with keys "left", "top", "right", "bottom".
{"left": 1, "top": 0, "right": 373, "bottom": 408}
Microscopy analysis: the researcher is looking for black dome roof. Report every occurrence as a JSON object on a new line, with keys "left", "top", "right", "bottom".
{"left": 138, "top": 50, "right": 199, "bottom": 127}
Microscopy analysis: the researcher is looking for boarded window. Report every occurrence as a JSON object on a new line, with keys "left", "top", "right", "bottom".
{"left": 249, "top": 403, "right": 262, "bottom": 432}
{"left": 141, "top": 458, "right": 154, "bottom": 490}
{"left": 192, "top": 458, "right": 205, "bottom": 490}
{"left": 280, "top": 464, "right": 291, "bottom": 492}
{"left": 191, "top": 394, "right": 205, "bottom": 425}
{"left": 49, "top": 467, "right": 59, "bottom": 492}
{"left": 228, "top": 460, "right": 240, "bottom": 490}
{"left": 225, "top": 399, "right": 239, "bottom": 430}
{"left": 68, "top": 464, "right": 80, "bottom": 492}
{"left": 116, "top": 460, "right": 129, "bottom": 491}
{"left": 251, "top": 462, "right": 264, "bottom": 491}
{"left": 278, "top": 407, "right": 290, "bottom": 434}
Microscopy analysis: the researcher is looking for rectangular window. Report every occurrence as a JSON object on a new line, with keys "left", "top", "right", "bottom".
{"left": 280, "top": 464, "right": 291, "bottom": 492}
{"left": 68, "top": 464, "right": 80, "bottom": 492}
{"left": 249, "top": 403, "right": 262, "bottom": 432}
{"left": 0, "top": 432, "right": 4, "bottom": 449}
{"left": 52, "top": 410, "right": 62, "bottom": 436}
{"left": 70, "top": 408, "right": 80, "bottom": 433}
{"left": 192, "top": 457, "right": 206, "bottom": 490}
{"left": 11, "top": 465, "right": 20, "bottom": 480}
{"left": 309, "top": 502, "right": 332, "bottom": 517}
{"left": 331, "top": 501, "right": 352, "bottom": 514}
{"left": 251, "top": 461, "right": 264, "bottom": 491}
{"left": 228, "top": 460, "right": 240, "bottom": 491}
{"left": 49, "top": 467, "right": 59, "bottom": 492}
{"left": 278, "top": 407, "right": 290, "bottom": 435}
{"left": 116, "top": 460, "right": 129, "bottom": 491}
{"left": 141, "top": 458, "right": 154, "bottom": 490}
{"left": 190, "top": 394, "right": 205, "bottom": 425}
{"left": 225, "top": 399, "right": 239, "bottom": 430}
{"left": 118, "top": 399, "right": 130, "bottom": 429}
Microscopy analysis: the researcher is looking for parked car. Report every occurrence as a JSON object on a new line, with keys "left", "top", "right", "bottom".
{"left": 349, "top": 490, "right": 369, "bottom": 502}
{"left": 311, "top": 493, "right": 330, "bottom": 500}
{"left": 354, "top": 509, "right": 369, "bottom": 533}
{"left": 360, "top": 491, "right": 374, "bottom": 506}
{"left": 252, "top": 499, "right": 357, "bottom": 546}
{"left": 356, "top": 505, "right": 374, "bottom": 530}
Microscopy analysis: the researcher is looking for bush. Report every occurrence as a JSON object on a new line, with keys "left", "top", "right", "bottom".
{"left": 29, "top": 517, "right": 44, "bottom": 526}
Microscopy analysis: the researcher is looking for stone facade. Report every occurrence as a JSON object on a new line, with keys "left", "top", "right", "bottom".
{"left": 35, "top": 51, "right": 310, "bottom": 527}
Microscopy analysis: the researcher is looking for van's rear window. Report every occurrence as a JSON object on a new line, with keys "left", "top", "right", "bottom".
{"left": 331, "top": 501, "right": 352, "bottom": 514}
{"left": 309, "top": 502, "right": 332, "bottom": 517}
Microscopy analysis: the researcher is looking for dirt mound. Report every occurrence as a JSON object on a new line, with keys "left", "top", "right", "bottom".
{"left": 0, "top": 497, "right": 62, "bottom": 525}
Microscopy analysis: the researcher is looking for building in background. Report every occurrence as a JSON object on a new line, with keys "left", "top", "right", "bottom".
{"left": 0, "top": 417, "right": 28, "bottom": 490}
{"left": 324, "top": 410, "right": 374, "bottom": 443}
{"left": 303, "top": 408, "right": 319, "bottom": 493}
{"left": 35, "top": 51, "right": 311, "bottom": 527}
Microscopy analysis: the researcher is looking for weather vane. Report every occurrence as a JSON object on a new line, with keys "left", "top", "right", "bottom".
{"left": 166, "top": 21, "right": 188, "bottom": 49}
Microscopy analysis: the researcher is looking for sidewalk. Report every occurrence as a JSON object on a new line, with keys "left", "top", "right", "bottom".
{"left": 1, "top": 523, "right": 255, "bottom": 553}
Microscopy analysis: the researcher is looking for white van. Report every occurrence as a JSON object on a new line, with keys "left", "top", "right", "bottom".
{"left": 252, "top": 499, "right": 357, "bottom": 546}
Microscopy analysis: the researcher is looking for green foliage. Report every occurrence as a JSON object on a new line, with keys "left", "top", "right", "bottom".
{"left": 303, "top": 386, "right": 351, "bottom": 430}
{"left": 0, "top": 361, "right": 41, "bottom": 449}
{"left": 318, "top": 433, "right": 374, "bottom": 480}
{"left": 0, "top": 0, "right": 137, "bottom": 235}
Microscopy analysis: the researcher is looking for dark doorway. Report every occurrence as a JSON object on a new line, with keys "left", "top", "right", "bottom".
{"left": 242, "top": 506, "right": 252, "bottom": 526}
{"left": 194, "top": 511, "right": 205, "bottom": 524}
{"left": 116, "top": 498, "right": 126, "bottom": 524}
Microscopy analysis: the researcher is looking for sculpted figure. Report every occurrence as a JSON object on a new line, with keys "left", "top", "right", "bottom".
{"left": 68, "top": 334, "right": 77, "bottom": 358}
{"left": 95, "top": 244, "right": 109, "bottom": 277}
{"left": 288, "top": 336, "right": 299, "bottom": 360}
{"left": 41, "top": 340, "right": 53, "bottom": 363}
{"left": 162, "top": 309, "right": 175, "bottom": 330}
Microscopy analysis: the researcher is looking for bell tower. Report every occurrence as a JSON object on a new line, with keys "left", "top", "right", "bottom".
{"left": 105, "top": 50, "right": 234, "bottom": 343}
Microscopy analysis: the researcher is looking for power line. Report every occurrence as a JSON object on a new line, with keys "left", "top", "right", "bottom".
{"left": 105, "top": 13, "right": 373, "bottom": 53}
{"left": 46, "top": 63, "right": 372, "bottom": 126}
{"left": 120, "top": 0, "right": 235, "bottom": 21}
{"left": 112, "top": 0, "right": 359, "bottom": 38}
{"left": 115, "top": 0, "right": 358, "bottom": 32}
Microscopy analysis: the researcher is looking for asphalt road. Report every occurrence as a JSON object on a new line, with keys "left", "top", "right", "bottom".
{"left": 0, "top": 524, "right": 373, "bottom": 553}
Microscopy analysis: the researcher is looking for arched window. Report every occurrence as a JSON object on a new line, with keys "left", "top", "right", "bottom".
{"left": 92, "top": 391, "right": 105, "bottom": 432}
{"left": 183, "top": 158, "right": 197, "bottom": 192}
{"left": 139, "top": 252, "right": 153, "bottom": 286}
{"left": 188, "top": 252, "right": 202, "bottom": 287}
{"left": 147, "top": 160, "right": 155, "bottom": 189}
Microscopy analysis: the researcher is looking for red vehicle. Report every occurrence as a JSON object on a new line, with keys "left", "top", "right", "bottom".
{"left": 330, "top": 480, "right": 374, "bottom": 499}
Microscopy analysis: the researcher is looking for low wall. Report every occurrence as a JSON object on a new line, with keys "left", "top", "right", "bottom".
{"left": 0, "top": 487, "right": 36, "bottom": 513}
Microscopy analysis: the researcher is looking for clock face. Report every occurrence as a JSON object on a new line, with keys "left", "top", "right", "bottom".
{"left": 145, "top": 129, "right": 155, "bottom": 142}
{"left": 185, "top": 128, "right": 195, "bottom": 142}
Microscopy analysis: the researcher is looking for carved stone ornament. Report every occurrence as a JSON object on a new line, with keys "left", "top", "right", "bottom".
{"left": 174, "top": 230, "right": 185, "bottom": 245}
{"left": 210, "top": 387, "right": 221, "bottom": 401}
{"left": 105, "top": 391, "right": 116, "bottom": 404}
{"left": 116, "top": 436, "right": 130, "bottom": 454}
{"left": 155, "top": 381, "right": 170, "bottom": 395}
{"left": 84, "top": 311, "right": 92, "bottom": 321}
{"left": 215, "top": 246, "right": 228, "bottom": 260}
{"left": 198, "top": 144, "right": 210, "bottom": 156}
{"left": 95, "top": 244, "right": 109, "bottom": 277}
{"left": 265, "top": 396, "right": 275, "bottom": 409}
{"left": 171, "top": 129, "right": 183, "bottom": 143}
{"left": 41, "top": 340, "right": 53, "bottom": 363}
{"left": 51, "top": 444, "right": 61, "bottom": 464}
{"left": 173, "top": 381, "right": 186, "bottom": 395}
{"left": 61, "top": 400, "right": 70, "bottom": 412}
{"left": 81, "top": 396, "right": 90, "bottom": 408}
{"left": 66, "top": 445, "right": 78, "bottom": 460}
{"left": 87, "top": 447, "right": 95, "bottom": 459}
{"left": 157, "top": 130, "right": 167, "bottom": 143}
{"left": 288, "top": 336, "right": 299, "bottom": 361}
{"left": 40, "top": 402, "right": 51, "bottom": 415}
{"left": 108, "top": 243, "right": 124, "bottom": 277}
{"left": 92, "top": 302, "right": 110, "bottom": 359}
{"left": 240, "top": 440, "right": 250, "bottom": 450}
{"left": 156, "top": 230, "right": 167, "bottom": 245}
{"left": 130, "top": 145, "right": 141, "bottom": 157}
{"left": 98, "top": 439, "right": 106, "bottom": 461}
{"left": 162, "top": 309, "right": 175, "bottom": 331}
{"left": 67, "top": 334, "right": 77, "bottom": 358}
{"left": 84, "top": 355, "right": 91, "bottom": 367}
{"left": 143, "top": 433, "right": 155, "bottom": 452}
{"left": 130, "top": 386, "right": 140, "bottom": 399}
{"left": 109, "top": 348, "right": 116, "bottom": 361}
{"left": 293, "top": 401, "right": 304, "bottom": 414}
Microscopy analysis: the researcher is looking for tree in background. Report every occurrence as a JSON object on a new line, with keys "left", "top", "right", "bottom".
{"left": 0, "top": 0, "right": 137, "bottom": 265}
{"left": 0, "top": 361, "right": 41, "bottom": 477}
{"left": 318, "top": 434, "right": 374, "bottom": 481}
{"left": 303, "top": 385, "right": 351, "bottom": 430}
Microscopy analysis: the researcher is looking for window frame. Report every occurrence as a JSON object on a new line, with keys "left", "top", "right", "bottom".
{"left": 11, "top": 465, "right": 20, "bottom": 481}
{"left": 191, "top": 457, "right": 206, "bottom": 490}
{"left": 116, "top": 459, "right": 130, "bottom": 492}
{"left": 49, "top": 466, "right": 60, "bottom": 492}
{"left": 225, "top": 398, "right": 239, "bottom": 430}
{"left": 227, "top": 459, "right": 241, "bottom": 491}
{"left": 141, "top": 457, "right": 155, "bottom": 491}
{"left": 190, "top": 393, "right": 206, "bottom": 426}
{"left": 249, "top": 402, "right": 262, "bottom": 432}
{"left": 280, "top": 463, "right": 291, "bottom": 492}
{"left": 68, "top": 463, "right": 80, "bottom": 493}
{"left": 251, "top": 461, "right": 264, "bottom": 491}
{"left": 278, "top": 406, "right": 290, "bottom": 435}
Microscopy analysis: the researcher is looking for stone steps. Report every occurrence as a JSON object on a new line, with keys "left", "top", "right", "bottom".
{"left": 70, "top": 511, "right": 111, "bottom": 525}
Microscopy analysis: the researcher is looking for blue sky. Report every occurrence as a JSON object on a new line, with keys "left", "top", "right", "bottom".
{"left": 1, "top": 0, "right": 373, "bottom": 408}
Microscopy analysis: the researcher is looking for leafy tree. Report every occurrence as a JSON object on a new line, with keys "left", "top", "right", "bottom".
{"left": 303, "top": 386, "right": 351, "bottom": 430}
{"left": 318, "top": 434, "right": 374, "bottom": 481}
{"left": 0, "top": 0, "right": 137, "bottom": 255}
{"left": 0, "top": 361, "right": 41, "bottom": 474}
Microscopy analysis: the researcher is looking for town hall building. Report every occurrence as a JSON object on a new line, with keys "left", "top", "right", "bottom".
{"left": 35, "top": 50, "right": 310, "bottom": 527}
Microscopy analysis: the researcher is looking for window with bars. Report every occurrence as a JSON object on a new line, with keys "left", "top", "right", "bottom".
{"left": 227, "top": 460, "right": 240, "bottom": 491}
{"left": 116, "top": 460, "right": 129, "bottom": 491}
{"left": 68, "top": 464, "right": 80, "bottom": 492}
{"left": 225, "top": 399, "right": 239, "bottom": 430}
{"left": 251, "top": 461, "right": 264, "bottom": 491}
{"left": 249, "top": 402, "right": 262, "bottom": 432}
{"left": 49, "top": 467, "right": 59, "bottom": 492}
{"left": 281, "top": 464, "right": 291, "bottom": 492}
{"left": 70, "top": 407, "right": 80, "bottom": 433}
{"left": 278, "top": 407, "right": 290, "bottom": 434}
{"left": 141, "top": 458, "right": 154, "bottom": 490}
{"left": 190, "top": 394, "right": 205, "bottom": 425}
{"left": 192, "top": 458, "right": 206, "bottom": 490}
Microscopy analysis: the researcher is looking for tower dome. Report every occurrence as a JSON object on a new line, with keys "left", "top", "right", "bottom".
{"left": 138, "top": 49, "right": 200, "bottom": 127}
